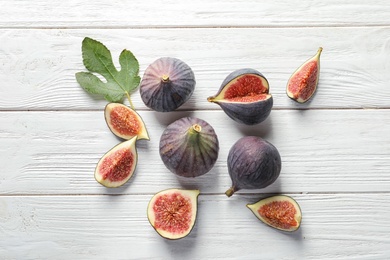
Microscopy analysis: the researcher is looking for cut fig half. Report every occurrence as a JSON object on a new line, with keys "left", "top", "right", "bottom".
{"left": 247, "top": 195, "right": 302, "bottom": 232}
{"left": 104, "top": 103, "right": 149, "bottom": 140}
{"left": 286, "top": 47, "right": 323, "bottom": 103}
{"left": 94, "top": 137, "right": 138, "bottom": 188}
{"left": 147, "top": 189, "right": 200, "bottom": 240}
{"left": 208, "top": 69, "right": 273, "bottom": 125}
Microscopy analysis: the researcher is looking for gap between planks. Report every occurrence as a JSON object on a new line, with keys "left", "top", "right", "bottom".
{"left": 1, "top": 107, "right": 390, "bottom": 113}
{"left": 1, "top": 191, "right": 390, "bottom": 197}
{"left": 1, "top": 24, "right": 390, "bottom": 30}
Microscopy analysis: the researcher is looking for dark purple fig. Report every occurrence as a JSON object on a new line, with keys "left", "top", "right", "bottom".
{"left": 104, "top": 103, "right": 149, "bottom": 140}
{"left": 147, "top": 188, "right": 200, "bottom": 240}
{"left": 286, "top": 47, "right": 323, "bottom": 103}
{"left": 159, "top": 117, "right": 219, "bottom": 177}
{"left": 225, "top": 136, "right": 281, "bottom": 197}
{"left": 140, "top": 57, "right": 196, "bottom": 112}
{"left": 208, "top": 68, "right": 273, "bottom": 125}
{"left": 94, "top": 137, "right": 138, "bottom": 188}
{"left": 247, "top": 195, "right": 302, "bottom": 232}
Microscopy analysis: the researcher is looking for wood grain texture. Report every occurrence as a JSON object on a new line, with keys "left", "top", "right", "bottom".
{"left": 1, "top": 0, "right": 390, "bottom": 28}
{"left": 1, "top": 1, "right": 390, "bottom": 258}
{"left": 1, "top": 27, "right": 390, "bottom": 110}
{"left": 0, "top": 194, "right": 389, "bottom": 259}
{"left": 1, "top": 109, "right": 389, "bottom": 195}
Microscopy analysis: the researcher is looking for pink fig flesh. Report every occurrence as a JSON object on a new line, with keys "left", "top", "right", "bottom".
{"left": 147, "top": 189, "right": 200, "bottom": 240}
{"left": 247, "top": 195, "right": 302, "bottom": 232}
{"left": 104, "top": 103, "right": 149, "bottom": 140}
{"left": 94, "top": 137, "right": 138, "bottom": 188}
{"left": 208, "top": 68, "right": 273, "bottom": 125}
{"left": 286, "top": 47, "right": 323, "bottom": 103}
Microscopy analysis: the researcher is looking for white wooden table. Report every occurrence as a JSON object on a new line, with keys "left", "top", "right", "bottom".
{"left": 1, "top": 1, "right": 390, "bottom": 259}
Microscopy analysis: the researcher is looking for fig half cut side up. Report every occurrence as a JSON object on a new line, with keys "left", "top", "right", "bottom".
{"left": 104, "top": 102, "right": 149, "bottom": 140}
{"left": 247, "top": 195, "right": 302, "bottom": 232}
{"left": 94, "top": 137, "right": 138, "bottom": 188}
{"left": 147, "top": 189, "right": 200, "bottom": 240}
{"left": 286, "top": 47, "right": 323, "bottom": 103}
{"left": 208, "top": 68, "right": 273, "bottom": 125}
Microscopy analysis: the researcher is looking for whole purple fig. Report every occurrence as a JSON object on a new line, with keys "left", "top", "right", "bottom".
{"left": 140, "top": 57, "right": 195, "bottom": 112}
{"left": 225, "top": 136, "right": 281, "bottom": 197}
{"left": 159, "top": 117, "right": 219, "bottom": 177}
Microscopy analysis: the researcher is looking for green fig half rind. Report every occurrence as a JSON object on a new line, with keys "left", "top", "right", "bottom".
{"left": 247, "top": 195, "right": 302, "bottom": 232}
{"left": 147, "top": 188, "right": 200, "bottom": 240}
{"left": 94, "top": 137, "right": 138, "bottom": 188}
{"left": 104, "top": 103, "right": 149, "bottom": 140}
{"left": 286, "top": 47, "right": 323, "bottom": 103}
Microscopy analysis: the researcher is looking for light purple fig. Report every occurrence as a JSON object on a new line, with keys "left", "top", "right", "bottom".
{"left": 140, "top": 57, "right": 195, "bottom": 112}
{"left": 159, "top": 117, "right": 219, "bottom": 177}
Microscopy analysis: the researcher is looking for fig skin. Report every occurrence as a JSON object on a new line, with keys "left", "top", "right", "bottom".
{"left": 159, "top": 117, "right": 219, "bottom": 178}
{"left": 140, "top": 57, "right": 196, "bottom": 112}
{"left": 147, "top": 188, "right": 200, "bottom": 240}
{"left": 104, "top": 102, "right": 149, "bottom": 141}
{"left": 225, "top": 136, "right": 281, "bottom": 197}
{"left": 286, "top": 47, "right": 323, "bottom": 103}
{"left": 247, "top": 195, "right": 302, "bottom": 232}
{"left": 208, "top": 68, "right": 273, "bottom": 125}
{"left": 216, "top": 97, "right": 273, "bottom": 125}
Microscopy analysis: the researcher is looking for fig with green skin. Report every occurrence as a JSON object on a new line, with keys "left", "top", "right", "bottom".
{"left": 140, "top": 57, "right": 196, "bottom": 112}
{"left": 159, "top": 117, "right": 219, "bottom": 177}
{"left": 225, "top": 136, "right": 281, "bottom": 197}
{"left": 94, "top": 137, "right": 138, "bottom": 188}
{"left": 147, "top": 188, "right": 200, "bottom": 240}
{"left": 208, "top": 68, "right": 273, "bottom": 125}
{"left": 104, "top": 103, "right": 149, "bottom": 140}
{"left": 286, "top": 47, "right": 323, "bottom": 103}
{"left": 247, "top": 195, "right": 302, "bottom": 232}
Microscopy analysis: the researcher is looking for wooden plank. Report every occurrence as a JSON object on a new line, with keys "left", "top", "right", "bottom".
{"left": 1, "top": 1, "right": 388, "bottom": 259}
{"left": 0, "top": 193, "right": 389, "bottom": 259}
{"left": 1, "top": 27, "right": 390, "bottom": 110}
{"left": 1, "top": 109, "right": 389, "bottom": 195}
{"left": 1, "top": 0, "right": 390, "bottom": 28}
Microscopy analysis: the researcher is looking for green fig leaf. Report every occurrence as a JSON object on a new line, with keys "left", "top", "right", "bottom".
{"left": 75, "top": 37, "right": 140, "bottom": 104}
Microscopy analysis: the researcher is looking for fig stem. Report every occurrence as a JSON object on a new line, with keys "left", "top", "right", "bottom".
{"left": 126, "top": 92, "right": 135, "bottom": 109}
{"left": 162, "top": 75, "right": 170, "bottom": 82}
{"left": 192, "top": 124, "right": 202, "bottom": 133}
{"left": 207, "top": 96, "right": 215, "bottom": 102}
{"left": 316, "top": 47, "right": 323, "bottom": 57}
{"left": 225, "top": 187, "right": 237, "bottom": 197}
{"left": 187, "top": 124, "right": 201, "bottom": 144}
